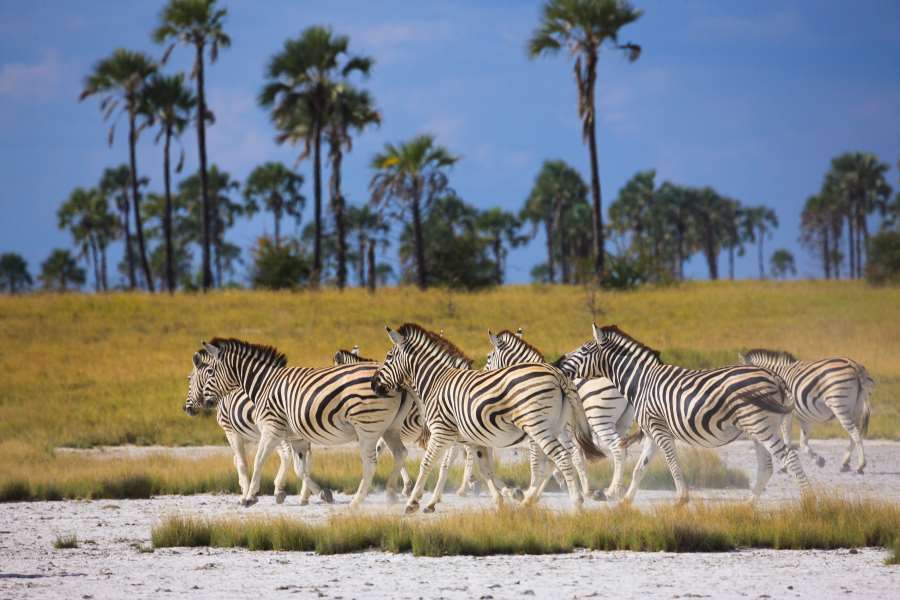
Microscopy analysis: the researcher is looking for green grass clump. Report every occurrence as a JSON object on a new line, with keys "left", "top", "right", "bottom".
{"left": 887, "top": 537, "right": 900, "bottom": 565}
{"left": 53, "top": 533, "right": 79, "bottom": 549}
{"left": 151, "top": 496, "right": 900, "bottom": 557}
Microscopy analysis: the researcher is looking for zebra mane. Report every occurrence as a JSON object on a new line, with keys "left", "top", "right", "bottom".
{"left": 600, "top": 326, "right": 662, "bottom": 362}
{"left": 207, "top": 337, "right": 288, "bottom": 367}
{"left": 494, "top": 330, "right": 545, "bottom": 361}
{"left": 397, "top": 323, "right": 473, "bottom": 366}
{"left": 334, "top": 349, "right": 375, "bottom": 363}
{"left": 744, "top": 348, "right": 797, "bottom": 363}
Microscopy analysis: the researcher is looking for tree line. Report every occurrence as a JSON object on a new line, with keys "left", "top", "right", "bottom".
{"left": 2, "top": 0, "right": 899, "bottom": 293}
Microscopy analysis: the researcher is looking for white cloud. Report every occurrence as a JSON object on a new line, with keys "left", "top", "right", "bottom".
{"left": 0, "top": 51, "right": 61, "bottom": 101}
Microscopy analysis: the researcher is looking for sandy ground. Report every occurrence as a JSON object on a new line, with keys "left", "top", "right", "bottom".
{"left": 3, "top": 440, "right": 899, "bottom": 599}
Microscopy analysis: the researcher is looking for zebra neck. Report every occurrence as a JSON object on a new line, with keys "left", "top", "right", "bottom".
{"left": 606, "top": 357, "right": 661, "bottom": 405}
{"left": 409, "top": 358, "right": 451, "bottom": 407}
{"left": 231, "top": 358, "right": 276, "bottom": 403}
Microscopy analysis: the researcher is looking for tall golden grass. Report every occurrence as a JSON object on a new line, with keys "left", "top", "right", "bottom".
{"left": 150, "top": 496, "right": 900, "bottom": 556}
{"left": 0, "top": 440, "right": 746, "bottom": 502}
{"left": 1, "top": 281, "right": 897, "bottom": 450}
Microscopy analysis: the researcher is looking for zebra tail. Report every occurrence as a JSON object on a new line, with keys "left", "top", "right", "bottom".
{"left": 738, "top": 386, "right": 793, "bottom": 415}
{"left": 563, "top": 380, "right": 606, "bottom": 461}
{"left": 854, "top": 363, "right": 875, "bottom": 437}
{"left": 621, "top": 429, "right": 645, "bottom": 448}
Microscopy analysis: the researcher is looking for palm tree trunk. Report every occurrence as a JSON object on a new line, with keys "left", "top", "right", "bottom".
{"left": 858, "top": 208, "right": 868, "bottom": 276}
{"left": 163, "top": 127, "right": 175, "bottom": 294}
{"left": 728, "top": 246, "right": 735, "bottom": 280}
{"left": 196, "top": 44, "right": 212, "bottom": 292}
{"left": 545, "top": 221, "right": 556, "bottom": 284}
{"left": 100, "top": 243, "right": 108, "bottom": 291}
{"left": 411, "top": 186, "right": 427, "bottom": 290}
{"left": 330, "top": 142, "right": 347, "bottom": 290}
{"left": 357, "top": 235, "right": 366, "bottom": 287}
{"left": 823, "top": 226, "right": 831, "bottom": 279}
{"left": 273, "top": 208, "right": 281, "bottom": 249}
{"left": 587, "top": 110, "right": 604, "bottom": 281}
{"left": 311, "top": 125, "right": 323, "bottom": 288}
{"left": 129, "top": 111, "right": 154, "bottom": 292}
{"left": 675, "top": 223, "right": 685, "bottom": 280}
{"left": 120, "top": 187, "right": 136, "bottom": 289}
{"left": 89, "top": 236, "right": 100, "bottom": 292}
{"left": 758, "top": 231, "right": 765, "bottom": 279}
{"left": 493, "top": 237, "right": 503, "bottom": 285}
{"left": 367, "top": 238, "right": 376, "bottom": 293}
{"left": 847, "top": 215, "right": 856, "bottom": 279}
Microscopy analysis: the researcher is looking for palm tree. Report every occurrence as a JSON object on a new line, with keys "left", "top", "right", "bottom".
{"left": 326, "top": 85, "right": 381, "bottom": 289}
{"left": 609, "top": 169, "right": 656, "bottom": 262}
{"left": 743, "top": 206, "right": 779, "bottom": 279}
{"left": 0, "top": 253, "right": 32, "bottom": 293}
{"left": 654, "top": 182, "right": 696, "bottom": 280}
{"left": 528, "top": 0, "right": 642, "bottom": 280}
{"left": 40, "top": 249, "right": 86, "bottom": 292}
{"left": 476, "top": 208, "right": 526, "bottom": 285}
{"left": 770, "top": 249, "right": 796, "bottom": 279}
{"left": 370, "top": 134, "right": 459, "bottom": 290}
{"left": 58, "top": 187, "right": 110, "bottom": 291}
{"left": 80, "top": 49, "right": 158, "bottom": 291}
{"left": 260, "top": 26, "right": 373, "bottom": 287}
{"left": 520, "top": 160, "right": 588, "bottom": 283}
{"left": 100, "top": 165, "right": 136, "bottom": 288}
{"left": 243, "top": 162, "right": 305, "bottom": 248}
{"left": 718, "top": 197, "right": 746, "bottom": 281}
{"left": 143, "top": 73, "right": 195, "bottom": 293}
{"left": 153, "top": 0, "right": 230, "bottom": 291}
{"left": 346, "top": 204, "right": 390, "bottom": 291}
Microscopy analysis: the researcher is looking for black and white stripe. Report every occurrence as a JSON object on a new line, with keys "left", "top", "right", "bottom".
{"left": 200, "top": 338, "right": 414, "bottom": 507}
{"left": 372, "top": 323, "right": 604, "bottom": 513}
{"left": 557, "top": 324, "right": 811, "bottom": 503}
{"left": 741, "top": 349, "right": 875, "bottom": 473}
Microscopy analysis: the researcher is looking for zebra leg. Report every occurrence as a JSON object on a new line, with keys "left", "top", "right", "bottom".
{"left": 405, "top": 429, "right": 453, "bottom": 514}
{"left": 798, "top": 421, "right": 825, "bottom": 468}
{"left": 289, "top": 441, "right": 331, "bottom": 505}
{"left": 653, "top": 431, "right": 689, "bottom": 505}
{"left": 623, "top": 434, "right": 658, "bottom": 505}
{"left": 462, "top": 446, "right": 484, "bottom": 497}
{"left": 526, "top": 428, "right": 584, "bottom": 509}
{"left": 424, "top": 445, "right": 455, "bottom": 513}
{"left": 522, "top": 445, "right": 550, "bottom": 506}
{"left": 564, "top": 427, "right": 592, "bottom": 497}
{"left": 349, "top": 437, "right": 378, "bottom": 509}
{"left": 472, "top": 446, "right": 506, "bottom": 509}
{"left": 244, "top": 431, "right": 281, "bottom": 507}
{"left": 379, "top": 429, "right": 408, "bottom": 503}
{"left": 756, "top": 432, "right": 811, "bottom": 495}
{"left": 273, "top": 442, "right": 292, "bottom": 504}
{"left": 749, "top": 440, "right": 774, "bottom": 502}
{"left": 830, "top": 398, "right": 866, "bottom": 474}
{"left": 225, "top": 432, "right": 250, "bottom": 500}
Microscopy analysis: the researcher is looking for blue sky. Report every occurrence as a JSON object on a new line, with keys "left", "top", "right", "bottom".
{"left": 1, "top": 0, "right": 899, "bottom": 285}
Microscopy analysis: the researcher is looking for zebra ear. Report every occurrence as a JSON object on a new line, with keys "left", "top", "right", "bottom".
{"left": 737, "top": 352, "right": 747, "bottom": 363}
{"left": 488, "top": 330, "right": 500, "bottom": 348}
{"left": 515, "top": 327, "right": 524, "bottom": 338}
{"left": 386, "top": 326, "right": 405, "bottom": 346}
{"left": 202, "top": 341, "right": 220, "bottom": 359}
{"left": 591, "top": 323, "right": 603, "bottom": 344}
{"left": 351, "top": 345, "right": 360, "bottom": 356}
{"left": 192, "top": 352, "right": 203, "bottom": 368}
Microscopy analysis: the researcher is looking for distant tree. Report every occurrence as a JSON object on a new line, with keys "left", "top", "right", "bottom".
{"left": 528, "top": 0, "right": 642, "bottom": 280}
{"left": 143, "top": 73, "right": 195, "bottom": 292}
{"left": 260, "top": 26, "right": 372, "bottom": 287}
{"left": 521, "top": 160, "right": 588, "bottom": 284}
{"left": 346, "top": 204, "right": 390, "bottom": 291}
{"left": 370, "top": 134, "right": 459, "bottom": 290}
{"left": 742, "top": 206, "right": 779, "bottom": 279}
{"left": 609, "top": 169, "right": 656, "bottom": 259}
{"left": 250, "top": 236, "right": 311, "bottom": 290}
{"left": 400, "top": 194, "right": 495, "bottom": 290}
{"left": 477, "top": 208, "right": 526, "bottom": 285}
{"left": 80, "top": 49, "right": 158, "bottom": 291}
{"left": 143, "top": 191, "right": 195, "bottom": 289}
{"left": 689, "top": 186, "right": 731, "bottom": 281}
{"left": 719, "top": 197, "right": 747, "bottom": 281}
{"left": 57, "top": 187, "right": 116, "bottom": 292}
{"left": 326, "top": 86, "right": 380, "bottom": 289}
{"left": 770, "top": 249, "right": 796, "bottom": 280}
{"left": 154, "top": 0, "right": 231, "bottom": 292}
{"left": 242, "top": 162, "right": 305, "bottom": 249}
{"left": 865, "top": 230, "right": 900, "bottom": 285}
{"left": 653, "top": 182, "right": 698, "bottom": 280}
{"left": 0, "top": 253, "right": 32, "bottom": 293}
{"left": 40, "top": 249, "right": 86, "bottom": 292}
{"left": 800, "top": 192, "right": 845, "bottom": 279}
{"left": 100, "top": 165, "right": 137, "bottom": 288}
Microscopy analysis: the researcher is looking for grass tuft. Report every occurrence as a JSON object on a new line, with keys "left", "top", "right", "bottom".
{"left": 151, "top": 496, "right": 900, "bottom": 557}
{"left": 53, "top": 533, "right": 78, "bottom": 549}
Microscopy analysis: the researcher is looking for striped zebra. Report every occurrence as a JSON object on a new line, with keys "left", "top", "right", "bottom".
{"left": 486, "top": 329, "right": 635, "bottom": 499}
{"left": 185, "top": 349, "right": 333, "bottom": 505}
{"left": 334, "top": 344, "right": 482, "bottom": 498}
{"left": 740, "top": 349, "right": 875, "bottom": 473}
{"left": 371, "top": 323, "right": 604, "bottom": 513}
{"left": 557, "top": 324, "right": 811, "bottom": 503}
{"left": 199, "top": 337, "right": 414, "bottom": 508}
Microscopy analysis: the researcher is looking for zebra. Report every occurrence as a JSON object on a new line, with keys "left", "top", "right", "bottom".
{"left": 556, "top": 324, "right": 811, "bottom": 504}
{"left": 371, "top": 323, "right": 604, "bottom": 513}
{"left": 199, "top": 337, "right": 414, "bottom": 508}
{"left": 333, "top": 344, "right": 483, "bottom": 499}
{"left": 486, "top": 328, "right": 636, "bottom": 500}
{"left": 740, "top": 349, "right": 875, "bottom": 474}
{"left": 184, "top": 349, "right": 333, "bottom": 505}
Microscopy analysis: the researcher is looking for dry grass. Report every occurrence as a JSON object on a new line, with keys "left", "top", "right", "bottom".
{"left": 53, "top": 533, "right": 78, "bottom": 549}
{"left": 0, "top": 441, "right": 745, "bottom": 502}
{"left": 150, "top": 495, "right": 900, "bottom": 556}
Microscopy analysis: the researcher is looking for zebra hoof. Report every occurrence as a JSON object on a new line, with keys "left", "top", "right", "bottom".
{"left": 320, "top": 489, "right": 334, "bottom": 504}
{"left": 592, "top": 489, "right": 607, "bottom": 501}
{"left": 402, "top": 481, "right": 413, "bottom": 497}
{"left": 404, "top": 501, "right": 419, "bottom": 514}
{"left": 240, "top": 496, "right": 258, "bottom": 508}
{"left": 840, "top": 464, "right": 851, "bottom": 473}
{"left": 423, "top": 504, "right": 436, "bottom": 514}
{"left": 512, "top": 488, "right": 525, "bottom": 502}
{"left": 456, "top": 488, "right": 469, "bottom": 498}
{"left": 816, "top": 456, "right": 826, "bottom": 468}
{"left": 299, "top": 498, "right": 310, "bottom": 506}
{"left": 274, "top": 491, "right": 286, "bottom": 504}
{"left": 857, "top": 467, "right": 865, "bottom": 475}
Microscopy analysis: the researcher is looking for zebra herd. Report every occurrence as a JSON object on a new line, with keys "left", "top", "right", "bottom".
{"left": 183, "top": 322, "right": 874, "bottom": 513}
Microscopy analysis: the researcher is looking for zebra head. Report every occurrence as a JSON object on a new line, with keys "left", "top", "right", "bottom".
{"left": 739, "top": 349, "right": 798, "bottom": 370}
{"left": 197, "top": 340, "right": 241, "bottom": 411}
{"left": 372, "top": 324, "right": 472, "bottom": 396}
{"left": 557, "top": 323, "right": 662, "bottom": 381}
{"left": 485, "top": 329, "right": 544, "bottom": 371}
{"left": 333, "top": 347, "right": 374, "bottom": 365}
{"left": 184, "top": 349, "right": 214, "bottom": 416}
